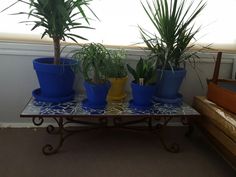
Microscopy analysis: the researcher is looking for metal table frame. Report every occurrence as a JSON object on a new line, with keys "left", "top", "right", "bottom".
{"left": 20, "top": 96, "right": 199, "bottom": 155}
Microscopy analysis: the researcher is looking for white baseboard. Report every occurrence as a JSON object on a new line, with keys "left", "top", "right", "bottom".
{"left": 0, "top": 122, "right": 56, "bottom": 128}
{"left": 0, "top": 122, "right": 183, "bottom": 128}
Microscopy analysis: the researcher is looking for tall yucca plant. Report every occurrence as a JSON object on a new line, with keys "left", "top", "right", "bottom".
{"left": 4, "top": 0, "right": 97, "bottom": 64}
{"left": 139, "top": 0, "right": 206, "bottom": 70}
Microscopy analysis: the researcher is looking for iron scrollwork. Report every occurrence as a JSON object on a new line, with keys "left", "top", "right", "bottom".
{"left": 181, "top": 116, "right": 195, "bottom": 137}
{"left": 38, "top": 116, "right": 110, "bottom": 155}
{"left": 154, "top": 117, "right": 180, "bottom": 153}
{"left": 32, "top": 115, "right": 187, "bottom": 155}
{"left": 42, "top": 118, "right": 65, "bottom": 155}
{"left": 32, "top": 117, "right": 44, "bottom": 126}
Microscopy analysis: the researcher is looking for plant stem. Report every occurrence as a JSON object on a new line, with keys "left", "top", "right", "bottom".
{"left": 53, "top": 37, "right": 61, "bottom": 64}
{"left": 94, "top": 69, "right": 99, "bottom": 84}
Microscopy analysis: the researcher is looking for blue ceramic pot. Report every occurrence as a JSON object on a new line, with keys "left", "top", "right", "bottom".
{"left": 156, "top": 68, "right": 186, "bottom": 99}
{"left": 131, "top": 82, "right": 156, "bottom": 106}
{"left": 33, "top": 57, "right": 77, "bottom": 102}
{"left": 84, "top": 81, "right": 111, "bottom": 107}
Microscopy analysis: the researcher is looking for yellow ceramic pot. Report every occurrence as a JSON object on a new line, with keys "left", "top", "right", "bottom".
{"left": 107, "top": 76, "right": 128, "bottom": 101}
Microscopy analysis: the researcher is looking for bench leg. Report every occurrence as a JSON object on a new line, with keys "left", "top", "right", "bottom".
{"left": 32, "top": 117, "right": 68, "bottom": 155}
{"left": 32, "top": 117, "right": 108, "bottom": 155}
{"left": 153, "top": 117, "right": 180, "bottom": 153}
{"left": 181, "top": 116, "right": 195, "bottom": 137}
{"left": 42, "top": 118, "right": 66, "bottom": 155}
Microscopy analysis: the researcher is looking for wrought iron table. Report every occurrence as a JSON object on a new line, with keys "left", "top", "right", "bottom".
{"left": 20, "top": 95, "right": 200, "bottom": 155}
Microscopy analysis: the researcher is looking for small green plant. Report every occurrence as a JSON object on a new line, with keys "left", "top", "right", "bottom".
{"left": 127, "top": 58, "right": 156, "bottom": 85}
{"left": 3, "top": 0, "right": 98, "bottom": 65}
{"left": 139, "top": 0, "right": 206, "bottom": 70}
{"left": 107, "top": 50, "right": 127, "bottom": 78}
{"left": 72, "top": 43, "right": 110, "bottom": 84}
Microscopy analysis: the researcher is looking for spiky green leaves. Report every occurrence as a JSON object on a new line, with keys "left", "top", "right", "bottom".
{"left": 127, "top": 58, "right": 156, "bottom": 85}
{"left": 26, "top": 0, "right": 96, "bottom": 42}
{"left": 140, "top": 0, "right": 206, "bottom": 70}
{"left": 4, "top": 0, "right": 98, "bottom": 64}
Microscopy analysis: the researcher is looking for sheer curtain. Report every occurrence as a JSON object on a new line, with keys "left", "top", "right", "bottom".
{"left": 0, "top": 0, "right": 236, "bottom": 49}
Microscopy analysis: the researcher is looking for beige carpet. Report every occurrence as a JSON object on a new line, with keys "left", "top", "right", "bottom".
{"left": 0, "top": 127, "right": 235, "bottom": 177}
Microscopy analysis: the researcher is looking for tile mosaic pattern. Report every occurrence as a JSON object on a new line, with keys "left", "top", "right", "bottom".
{"left": 21, "top": 95, "right": 199, "bottom": 116}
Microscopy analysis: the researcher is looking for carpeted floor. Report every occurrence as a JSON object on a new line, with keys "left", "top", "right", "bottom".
{"left": 0, "top": 127, "right": 235, "bottom": 177}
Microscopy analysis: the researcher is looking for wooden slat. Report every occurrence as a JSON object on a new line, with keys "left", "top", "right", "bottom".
{"left": 212, "top": 52, "right": 222, "bottom": 84}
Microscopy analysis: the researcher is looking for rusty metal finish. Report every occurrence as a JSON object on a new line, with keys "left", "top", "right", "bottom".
{"left": 154, "top": 117, "right": 180, "bottom": 153}
{"left": 181, "top": 116, "right": 196, "bottom": 137}
{"left": 113, "top": 116, "right": 180, "bottom": 153}
{"left": 22, "top": 96, "right": 200, "bottom": 155}
{"left": 32, "top": 117, "right": 44, "bottom": 126}
{"left": 42, "top": 118, "right": 64, "bottom": 155}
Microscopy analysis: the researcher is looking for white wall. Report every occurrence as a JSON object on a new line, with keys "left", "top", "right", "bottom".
{"left": 0, "top": 41, "right": 234, "bottom": 126}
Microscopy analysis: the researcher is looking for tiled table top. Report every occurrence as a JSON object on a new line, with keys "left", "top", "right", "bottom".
{"left": 21, "top": 95, "right": 199, "bottom": 118}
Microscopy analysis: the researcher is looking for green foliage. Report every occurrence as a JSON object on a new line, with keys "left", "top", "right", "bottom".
{"left": 107, "top": 50, "right": 127, "bottom": 78}
{"left": 72, "top": 43, "right": 110, "bottom": 84}
{"left": 139, "top": 0, "right": 206, "bottom": 70}
{"left": 127, "top": 58, "right": 156, "bottom": 85}
{"left": 3, "top": 0, "right": 98, "bottom": 64}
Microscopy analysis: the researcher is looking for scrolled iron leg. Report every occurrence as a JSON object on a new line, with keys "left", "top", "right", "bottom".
{"left": 32, "top": 117, "right": 44, "bottom": 126}
{"left": 32, "top": 117, "right": 64, "bottom": 155}
{"left": 113, "top": 117, "right": 122, "bottom": 126}
{"left": 185, "top": 125, "right": 194, "bottom": 137}
{"left": 99, "top": 117, "right": 108, "bottom": 126}
{"left": 42, "top": 118, "right": 66, "bottom": 155}
{"left": 181, "top": 116, "right": 194, "bottom": 137}
{"left": 46, "top": 118, "right": 61, "bottom": 135}
{"left": 157, "top": 132, "right": 180, "bottom": 153}
{"left": 42, "top": 135, "right": 65, "bottom": 155}
{"left": 154, "top": 117, "right": 180, "bottom": 153}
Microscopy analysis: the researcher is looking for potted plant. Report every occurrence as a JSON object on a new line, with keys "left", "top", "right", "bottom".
{"left": 72, "top": 43, "right": 111, "bottom": 109}
{"left": 4, "top": 0, "right": 97, "bottom": 103}
{"left": 127, "top": 58, "right": 156, "bottom": 109}
{"left": 139, "top": 0, "right": 206, "bottom": 103}
{"left": 107, "top": 50, "right": 128, "bottom": 101}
